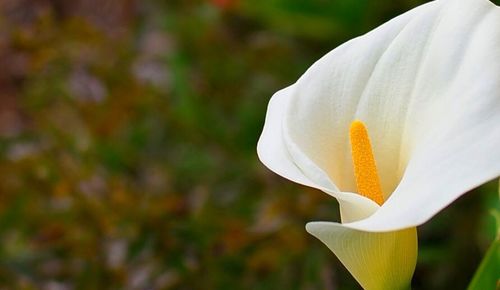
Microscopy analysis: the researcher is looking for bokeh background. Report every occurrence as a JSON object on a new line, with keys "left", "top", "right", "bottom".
{"left": 0, "top": 0, "right": 499, "bottom": 289}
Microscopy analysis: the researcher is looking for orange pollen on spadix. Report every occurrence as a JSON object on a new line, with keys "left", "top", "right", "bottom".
{"left": 349, "top": 120, "right": 384, "bottom": 206}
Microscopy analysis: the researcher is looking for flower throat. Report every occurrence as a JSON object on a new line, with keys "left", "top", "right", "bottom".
{"left": 349, "top": 120, "right": 384, "bottom": 205}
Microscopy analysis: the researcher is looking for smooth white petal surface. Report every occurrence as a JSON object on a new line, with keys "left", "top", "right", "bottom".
{"left": 257, "top": 86, "right": 380, "bottom": 223}
{"left": 256, "top": 86, "right": 317, "bottom": 188}
{"left": 257, "top": 0, "right": 500, "bottom": 231}
{"left": 306, "top": 222, "right": 417, "bottom": 290}
{"left": 257, "top": 86, "right": 338, "bottom": 191}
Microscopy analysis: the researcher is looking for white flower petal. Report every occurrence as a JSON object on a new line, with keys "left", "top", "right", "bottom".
{"left": 283, "top": 0, "right": 441, "bottom": 197}
{"left": 348, "top": 0, "right": 500, "bottom": 232}
{"left": 257, "top": 86, "right": 380, "bottom": 219}
{"left": 257, "top": 86, "right": 337, "bottom": 191}
{"left": 306, "top": 222, "right": 417, "bottom": 290}
{"left": 350, "top": 121, "right": 500, "bottom": 231}
{"left": 336, "top": 192, "right": 379, "bottom": 223}
{"left": 259, "top": 0, "right": 500, "bottom": 230}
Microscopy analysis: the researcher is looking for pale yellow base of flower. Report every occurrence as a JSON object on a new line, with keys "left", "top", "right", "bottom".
{"left": 306, "top": 223, "right": 417, "bottom": 290}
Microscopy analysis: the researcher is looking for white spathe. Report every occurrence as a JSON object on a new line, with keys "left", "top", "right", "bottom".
{"left": 257, "top": 0, "right": 500, "bottom": 289}
{"left": 257, "top": 0, "right": 500, "bottom": 232}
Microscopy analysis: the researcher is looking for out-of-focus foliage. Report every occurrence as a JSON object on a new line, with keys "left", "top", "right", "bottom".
{"left": 0, "top": 0, "right": 498, "bottom": 289}
{"left": 468, "top": 191, "right": 500, "bottom": 290}
{"left": 468, "top": 233, "right": 500, "bottom": 290}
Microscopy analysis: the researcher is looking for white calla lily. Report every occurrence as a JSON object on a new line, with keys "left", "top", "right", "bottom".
{"left": 257, "top": 0, "right": 500, "bottom": 289}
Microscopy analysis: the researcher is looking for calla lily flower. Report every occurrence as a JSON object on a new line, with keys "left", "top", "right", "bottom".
{"left": 257, "top": 0, "right": 500, "bottom": 289}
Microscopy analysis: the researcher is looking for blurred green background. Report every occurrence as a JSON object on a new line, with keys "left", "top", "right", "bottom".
{"left": 0, "top": 0, "right": 499, "bottom": 289}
